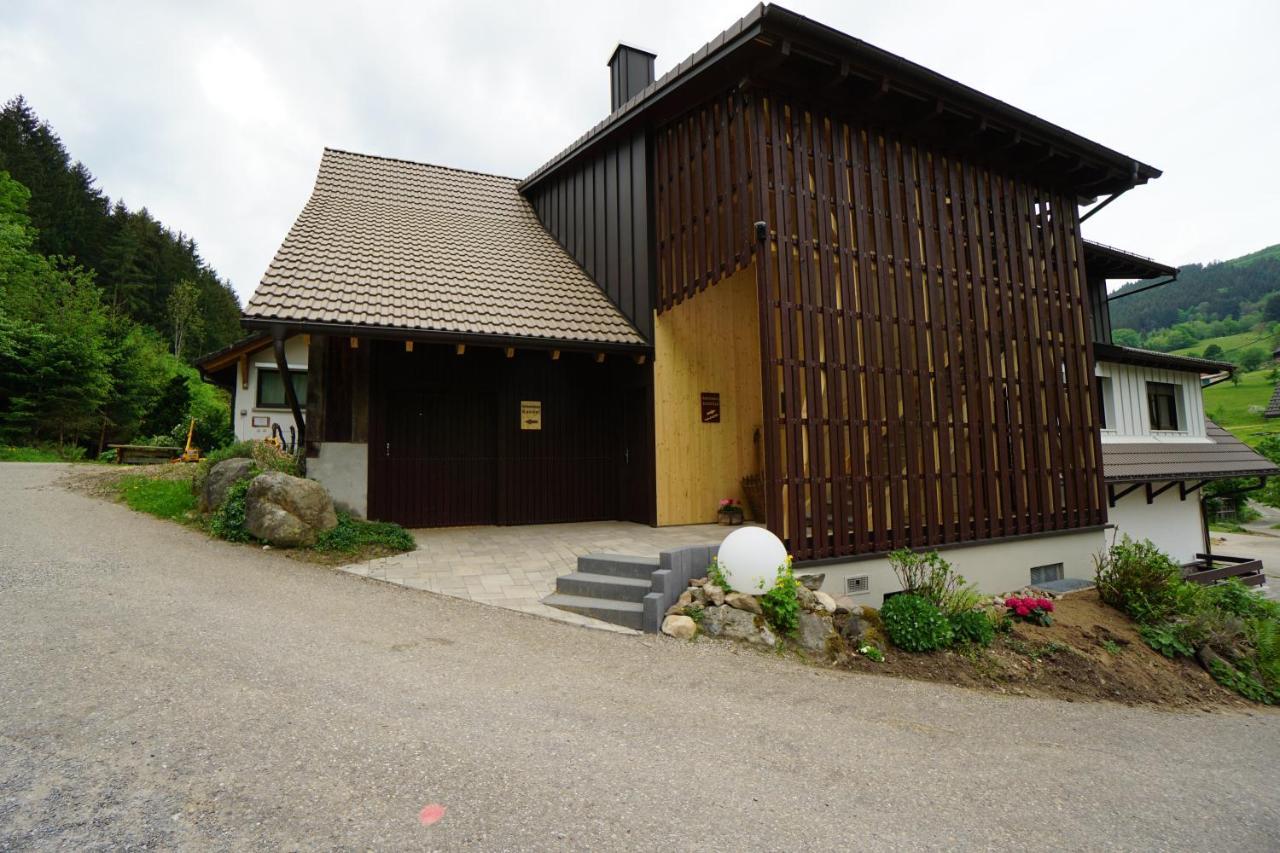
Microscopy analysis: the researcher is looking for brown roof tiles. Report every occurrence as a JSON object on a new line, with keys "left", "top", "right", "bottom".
{"left": 1102, "top": 421, "right": 1280, "bottom": 483}
{"left": 244, "top": 149, "right": 646, "bottom": 347}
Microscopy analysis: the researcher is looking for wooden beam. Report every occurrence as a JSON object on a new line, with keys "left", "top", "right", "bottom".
{"left": 455, "top": 343, "right": 466, "bottom": 355}
{"left": 505, "top": 347, "right": 515, "bottom": 359}
{"left": 239, "top": 354, "right": 249, "bottom": 390}
{"left": 404, "top": 341, "right": 414, "bottom": 352}
{"left": 634, "top": 353, "right": 647, "bottom": 365}
{"left": 550, "top": 349, "right": 560, "bottom": 361}
{"left": 595, "top": 352, "right": 606, "bottom": 364}
{"left": 273, "top": 331, "right": 305, "bottom": 448}
{"left": 1108, "top": 481, "right": 1143, "bottom": 508}
{"left": 349, "top": 336, "right": 359, "bottom": 349}
{"left": 1180, "top": 480, "right": 1209, "bottom": 500}
{"left": 1146, "top": 481, "right": 1179, "bottom": 504}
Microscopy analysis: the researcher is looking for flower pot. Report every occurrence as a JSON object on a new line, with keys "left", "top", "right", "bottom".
{"left": 717, "top": 510, "right": 744, "bottom": 526}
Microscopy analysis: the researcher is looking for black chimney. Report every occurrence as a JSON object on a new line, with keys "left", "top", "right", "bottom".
{"left": 608, "top": 44, "right": 656, "bottom": 112}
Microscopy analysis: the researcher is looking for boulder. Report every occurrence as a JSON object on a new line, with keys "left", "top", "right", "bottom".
{"left": 832, "top": 594, "right": 857, "bottom": 615}
{"left": 795, "top": 585, "right": 818, "bottom": 611}
{"left": 701, "top": 606, "right": 777, "bottom": 647}
{"left": 796, "top": 611, "right": 835, "bottom": 652}
{"left": 840, "top": 609, "right": 868, "bottom": 645}
{"left": 665, "top": 604, "right": 686, "bottom": 617}
{"left": 661, "top": 614, "right": 698, "bottom": 640}
{"left": 725, "top": 592, "right": 763, "bottom": 615}
{"left": 703, "top": 584, "right": 727, "bottom": 606}
{"left": 677, "top": 589, "right": 694, "bottom": 608}
{"left": 200, "top": 458, "right": 256, "bottom": 513}
{"left": 797, "top": 573, "right": 826, "bottom": 591}
{"left": 244, "top": 471, "right": 338, "bottom": 547}
{"left": 813, "top": 590, "right": 837, "bottom": 613}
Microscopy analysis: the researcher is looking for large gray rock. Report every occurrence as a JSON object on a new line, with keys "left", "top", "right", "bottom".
{"left": 200, "top": 458, "right": 256, "bottom": 513}
{"left": 840, "top": 609, "right": 868, "bottom": 646}
{"left": 701, "top": 606, "right": 777, "bottom": 647}
{"left": 244, "top": 471, "right": 338, "bottom": 547}
{"left": 796, "top": 611, "right": 835, "bottom": 652}
{"left": 725, "top": 592, "right": 762, "bottom": 615}
{"left": 797, "top": 573, "right": 826, "bottom": 591}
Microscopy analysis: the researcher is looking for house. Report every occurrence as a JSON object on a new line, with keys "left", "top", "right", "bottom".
{"left": 197, "top": 332, "right": 307, "bottom": 448}
{"left": 212, "top": 3, "right": 1275, "bottom": 600}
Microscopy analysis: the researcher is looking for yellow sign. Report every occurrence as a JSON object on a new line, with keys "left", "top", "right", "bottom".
{"left": 520, "top": 400, "right": 542, "bottom": 430}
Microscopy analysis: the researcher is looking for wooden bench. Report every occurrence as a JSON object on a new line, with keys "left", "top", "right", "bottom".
{"left": 107, "top": 444, "right": 183, "bottom": 465}
{"left": 1182, "top": 553, "right": 1266, "bottom": 588}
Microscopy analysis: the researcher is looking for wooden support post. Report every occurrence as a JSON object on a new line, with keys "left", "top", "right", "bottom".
{"left": 272, "top": 329, "right": 305, "bottom": 449}
{"left": 550, "top": 350, "right": 560, "bottom": 361}
{"left": 455, "top": 343, "right": 466, "bottom": 355}
{"left": 239, "top": 354, "right": 249, "bottom": 390}
{"left": 1148, "top": 481, "right": 1178, "bottom": 504}
{"left": 634, "top": 353, "right": 647, "bottom": 365}
{"left": 405, "top": 341, "right": 414, "bottom": 352}
{"left": 595, "top": 352, "right": 606, "bottom": 364}
{"left": 505, "top": 347, "right": 515, "bottom": 359}
{"left": 349, "top": 337, "right": 359, "bottom": 349}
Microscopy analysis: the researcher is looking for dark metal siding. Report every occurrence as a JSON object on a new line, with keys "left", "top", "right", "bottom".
{"left": 527, "top": 130, "right": 653, "bottom": 341}
{"left": 610, "top": 47, "right": 655, "bottom": 112}
{"left": 1087, "top": 275, "right": 1112, "bottom": 344}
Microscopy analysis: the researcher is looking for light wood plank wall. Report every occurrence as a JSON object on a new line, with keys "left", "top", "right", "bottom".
{"left": 654, "top": 263, "right": 763, "bottom": 525}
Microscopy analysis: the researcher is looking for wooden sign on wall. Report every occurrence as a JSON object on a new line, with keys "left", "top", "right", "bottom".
{"left": 520, "top": 400, "right": 542, "bottom": 430}
{"left": 700, "top": 392, "right": 720, "bottom": 423}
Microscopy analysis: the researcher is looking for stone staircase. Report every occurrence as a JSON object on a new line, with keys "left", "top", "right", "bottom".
{"left": 543, "top": 545, "right": 718, "bottom": 632}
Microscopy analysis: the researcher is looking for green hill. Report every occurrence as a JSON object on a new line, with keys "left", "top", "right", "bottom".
{"left": 1203, "top": 368, "right": 1280, "bottom": 448}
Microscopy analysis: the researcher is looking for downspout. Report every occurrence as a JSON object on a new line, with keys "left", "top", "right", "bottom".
{"left": 271, "top": 327, "right": 306, "bottom": 451}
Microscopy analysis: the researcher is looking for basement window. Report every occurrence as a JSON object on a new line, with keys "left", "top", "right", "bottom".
{"left": 257, "top": 368, "right": 308, "bottom": 410}
{"left": 1030, "top": 563, "right": 1064, "bottom": 585}
{"left": 1146, "top": 381, "right": 1180, "bottom": 431}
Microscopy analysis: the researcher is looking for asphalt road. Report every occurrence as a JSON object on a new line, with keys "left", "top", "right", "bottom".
{"left": 2, "top": 463, "right": 1278, "bottom": 851}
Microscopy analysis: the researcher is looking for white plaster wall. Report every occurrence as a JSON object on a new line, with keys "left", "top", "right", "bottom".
{"left": 231, "top": 336, "right": 309, "bottom": 444}
{"left": 1108, "top": 483, "right": 1204, "bottom": 563}
{"left": 1095, "top": 360, "right": 1206, "bottom": 443}
{"left": 308, "top": 442, "right": 368, "bottom": 517}
{"left": 812, "top": 528, "right": 1107, "bottom": 606}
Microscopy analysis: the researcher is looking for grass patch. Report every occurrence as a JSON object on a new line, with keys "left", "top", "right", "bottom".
{"left": 0, "top": 444, "right": 88, "bottom": 462}
{"left": 314, "top": 512, "right": 416, "bottom": 556}
{"left": 1209, "top": 521, "right": 1250, "bottom": 534}
{"left": 1202, "top": 367, "right": 1280, "bottom": 448}
{"left": 118, "top": 474, "right": 199, "bottom": 523}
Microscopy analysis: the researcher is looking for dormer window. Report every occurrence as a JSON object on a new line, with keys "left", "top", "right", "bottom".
{"left": 1147, "top": 381, "right": 1180, "bottom": 431}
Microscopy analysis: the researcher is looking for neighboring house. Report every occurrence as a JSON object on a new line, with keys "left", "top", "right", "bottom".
{"left": 1084, "top": 244, "right": 1278, "bottom": 568}
{"left": 197, "top": 333, "right": 308, "bottom": 448}
{"left": 210, "top": 4, "right": 1274, "bottom": 599}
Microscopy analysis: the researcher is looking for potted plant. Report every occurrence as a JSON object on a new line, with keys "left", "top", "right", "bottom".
{"left": 717, "top": 498, "right": 744, "bottom": 525}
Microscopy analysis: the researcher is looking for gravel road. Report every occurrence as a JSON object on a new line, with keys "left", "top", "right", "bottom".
{"left": 2, "top": 463, "right": 1278, "bottom": 850}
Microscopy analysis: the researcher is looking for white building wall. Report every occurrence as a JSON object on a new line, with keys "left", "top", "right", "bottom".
{"left": 1107, "top": 482, "right": 1205, "bottom": 564}
{"left": 814, "top": 528, "right": 1107, "bottom": 606}
{"left": 231, "top": 335, "right": 309, "bottom": 445}
{"left": 1095, "top": 361, "right": 1205, "bottom": 442}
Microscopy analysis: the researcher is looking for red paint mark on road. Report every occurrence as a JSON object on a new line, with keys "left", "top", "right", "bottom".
{"left": 419, "top": 803, "right": 447, "bottom": 826}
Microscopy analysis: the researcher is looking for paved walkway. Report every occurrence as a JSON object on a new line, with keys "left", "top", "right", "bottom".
{"left": 341, "top": 520, "right": 747, "bottom": 631}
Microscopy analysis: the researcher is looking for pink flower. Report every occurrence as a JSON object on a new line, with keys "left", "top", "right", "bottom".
{"left": 1005, "top": 597, "right": 1019, "bottom": 608}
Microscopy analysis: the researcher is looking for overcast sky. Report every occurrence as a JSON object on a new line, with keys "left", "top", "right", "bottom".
{"left": 4, "top": 1, "right": 1277, "bottom": 303}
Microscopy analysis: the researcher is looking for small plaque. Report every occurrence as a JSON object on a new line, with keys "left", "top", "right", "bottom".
{"left": 700, "top": 392, "right": 721, "bottom": 423}
{"left": 520, "top": 400, "right": 542, "bottom": 430}
{"left": 251, "top": 416, "right": 270, "bottom": 428}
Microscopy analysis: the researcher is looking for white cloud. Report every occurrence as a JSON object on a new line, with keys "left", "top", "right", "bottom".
{"left": 3, "top": 0, "right": 1278, "bottom": 303}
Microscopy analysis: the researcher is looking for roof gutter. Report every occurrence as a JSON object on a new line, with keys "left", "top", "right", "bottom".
{"left": 240, "top": 317, "right": 653, "bottom": 355}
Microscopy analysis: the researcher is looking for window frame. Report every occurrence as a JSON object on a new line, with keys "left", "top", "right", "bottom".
{"left": 255, "top": 367, "right": 308, "bottom": 411}
{"left": 1146, "top": 380, "right": 1180, "bottom": 432}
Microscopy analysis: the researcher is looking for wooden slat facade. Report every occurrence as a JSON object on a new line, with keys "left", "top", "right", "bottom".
{"left": 652, "top": 87, "right": 1107, "bottom": 560}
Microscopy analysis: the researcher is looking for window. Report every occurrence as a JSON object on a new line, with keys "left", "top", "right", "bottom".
{"left": 1147, "top": 381, "right": 1180, "bottom": 431}
{"left": 1030, "top": 563, "right": 1064, "bottom": 585}
{"left": 256, "top": 368, "right": 307, "bottom": 409}
{"left": 1096, "top": 376, "right": 1112, "bottom": 429}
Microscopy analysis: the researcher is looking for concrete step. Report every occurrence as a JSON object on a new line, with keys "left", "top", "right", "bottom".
{"left": 576, "top": 553, "right": 659, "bottom": 580}
{"left": 542, "top": 593, "right": 645, "bottom": 630}
{"left": 555, "top": 571, "right": 652, "bottom": 603}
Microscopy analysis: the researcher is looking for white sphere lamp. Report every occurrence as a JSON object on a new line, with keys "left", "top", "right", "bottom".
{"left": 717, "top": 526, "right": 789, "bottom": 593}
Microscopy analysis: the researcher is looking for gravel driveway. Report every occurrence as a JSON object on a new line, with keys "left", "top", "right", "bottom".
{"left": 2, "top": 463, "right": 1278, "bottom": 850}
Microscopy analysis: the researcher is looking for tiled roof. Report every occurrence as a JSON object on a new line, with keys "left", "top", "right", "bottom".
{"left": 244, "top": 149, "right": 645, "bottom": 347}
{"left": 1265, "top": 382, "right": 1280, "bottom": 418}
{"left": 1102, "top": 421, "right": 1280, "bottom": 483}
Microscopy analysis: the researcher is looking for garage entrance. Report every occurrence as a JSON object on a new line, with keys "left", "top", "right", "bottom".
{"left": 367, "top": 341, "right": 653, "bottom": 528}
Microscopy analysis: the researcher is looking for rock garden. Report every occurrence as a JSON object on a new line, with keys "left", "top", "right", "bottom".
{"left": 662, "top": 534, "right": 1280, "bottom": 710}
{"left": 78, "top": 440, "right": 415, "bottom": 563}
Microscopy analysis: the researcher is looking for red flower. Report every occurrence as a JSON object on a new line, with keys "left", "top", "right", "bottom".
{"left": 1014, "top": 605, "right": 1030, "bottom": 617}
{"left": 1005, "top": 597, "right": 1018, "bottom": 608}
{"left": 1037, "top": 598, "right": 1054, "bottom": 611}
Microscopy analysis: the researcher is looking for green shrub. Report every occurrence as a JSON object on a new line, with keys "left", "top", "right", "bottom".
{"left": 887, "top": 548, "right": 981, "bottom": 616}
{"left": 1093, "top": 536, "right": 1184, "bottom": 623}
{"left": 706, "top": 557, "right": 731, "bottom": 591}
{"left": 1139, "top": 623, "right": 1196, "bottom": 659}
{"left": 881, "top": 593, "right": 954, "bottom": 652}
{"left": 209, "top": 479, "right": 253, "bottom": 542}
{"left": 759, "top": 563, "right": 800, "bottom": 637}
{"left": 1205, "top": 578, "right": 1278, "bottom": 621}
{"left": 948, "top": 610, "right": 995, "bottom": 647}
{"left": 313, "top": 512, "right": 415, "bottom": 554}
